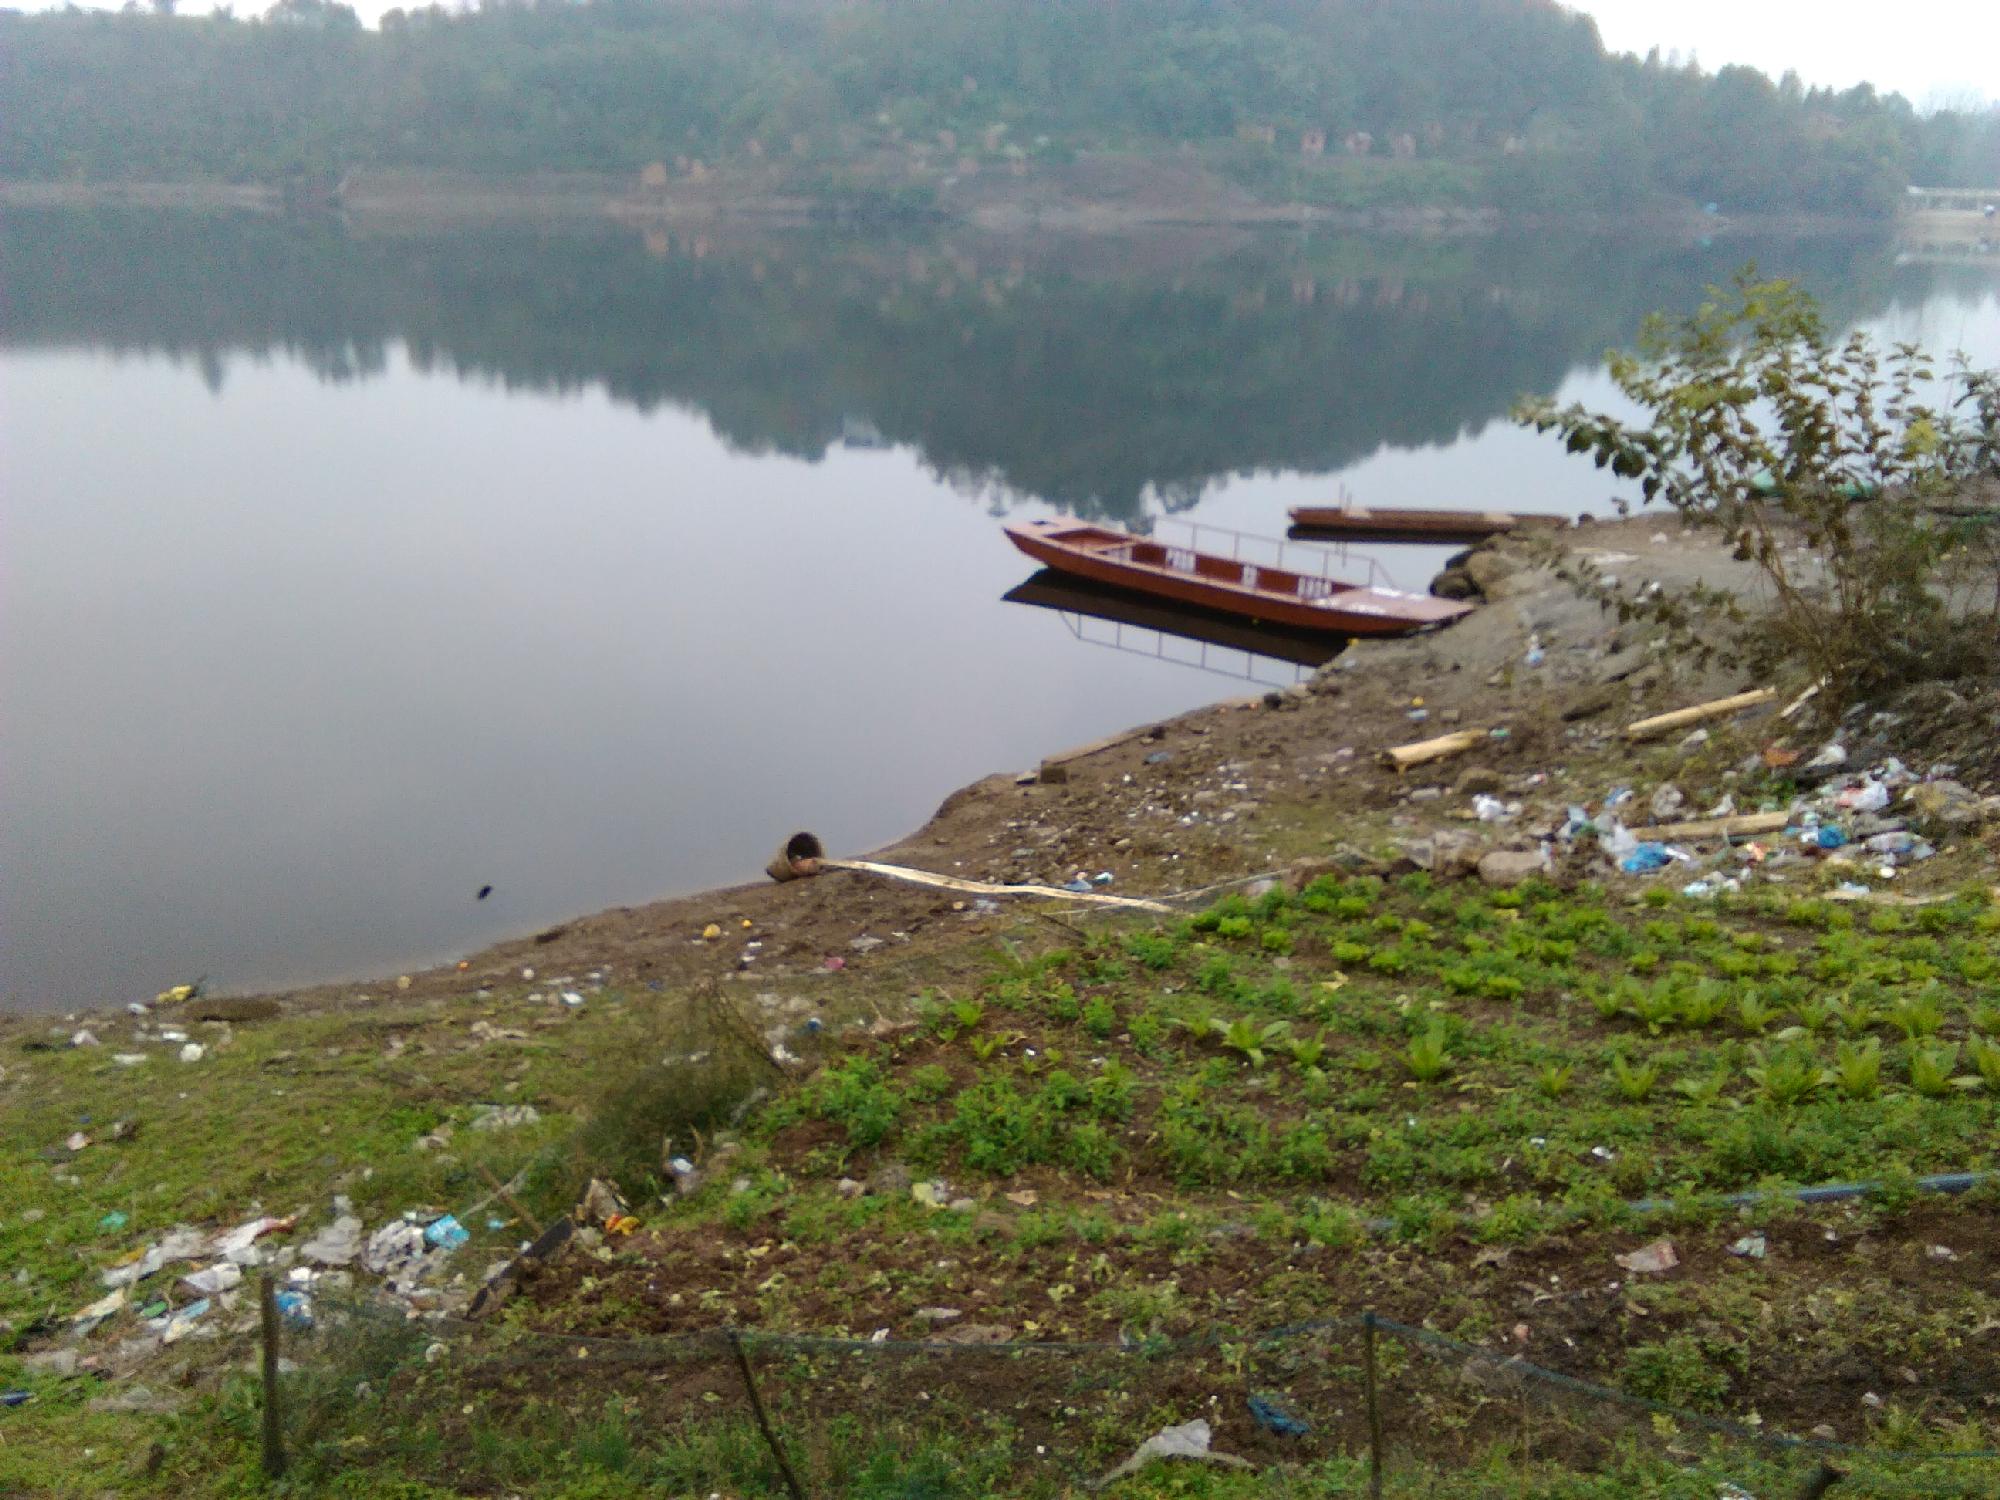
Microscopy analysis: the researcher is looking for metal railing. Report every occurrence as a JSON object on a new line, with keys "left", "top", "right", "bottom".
{"left": 1159, "top": 516, "right": 1392, "bottom": 589}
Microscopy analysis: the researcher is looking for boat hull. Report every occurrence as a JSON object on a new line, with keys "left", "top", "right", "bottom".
{"left": 1004, "top": 521, "right": 1472, "bottom": 637}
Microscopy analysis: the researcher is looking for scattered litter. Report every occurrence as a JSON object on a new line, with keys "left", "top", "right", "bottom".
{"left": 65, "top": 1131, "right": 89, "bottom": 1151}
{"left": 1728, "top": 1234, "right": 1767, "bottom": 1260}
{"left": 1471, "top": 795, "right": 1519, "bottom": 823}
{"left": 577, "top": 1179, "right": 630, "bottom": 1227}
{"left": 1097, "top": 1418, "right": 1253, "bottom": 1486}
{"left": 178, "top": 1043, "right": 205, "bottom": 1064}
{"left": 1650, "top": 784, "right": 1686, "bottom": 820}
{"left": 604, "top": 1214, "right": 639, "bottom": 1236}
{"left": 470, "top": 1104, "right": 542, "bottom": 1132}
{"left": 275, "top": 1290, "right": 314, "bottom": 1328}
{"left": 98, "top": 1211, "right": 128, "bottom": 1233}
{"left": 160, "top": 1298, "right": 210, "bottom": 1343}
{"left": 701, "top": 924, "right": 722, "bottom": 940}
{"left": 300, "top": 1214, "right": 365, "bottom": 1267}
{"left": 111, "top": 1053, "right": 148, "bottom": 1066}
{"left": 1063, "top": 879, "right": 1093, "bottom": 893}
{"left": 424, "top": 1215, "right": 470, "bottom": 1251}
{"left": 1620, "top": 843, "right": 1672, "bottom": 874}
{"left": 73, "top": 1288, "right": 127, "bottom": 1325}
{"left": 2, "top": 1391, "right": 32, "bottom": 1409}
{"left": 181, "top": 1262, "right": 243, "bottom": 1296}
{"left": 1091, "top": 871, "right": 1115, "bottom": 886}
{"left": 363, "top": 1220, "right": 432, "bottom": 1278}
{"left": 911, "top": 1180, "right": 949, "bottom": 1209}
{"left": 823, "top": 956, "right": 846, "bottom": 972}
{"left": 1927, "top": 1244, "right": 1959, "bottom": 1262}
{"left": 1681, "top": 877, "right": 1741, "bottom": 899}
{"left": 1614, "top": 1240, "right": 1679, "bottom": 1275}
{"left": 1836, "top": 779, "right": 1889, "bottom": 813}
{"left": 1247, "top": 1394, "right": 1311, "bottom": 1436}
{"left": 561, "top": 991, "right": 585, "bottom": 1007}
{"left": 70, "top": 1029, "right": 99, "bottom": 1048}
{"left": 915, "top": 1306, "right": 963, "bottom": 1323}
{"left": 103, "top": 1226, "right": 215, "bottom": 1288}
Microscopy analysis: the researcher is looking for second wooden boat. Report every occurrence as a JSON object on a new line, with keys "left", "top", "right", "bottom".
{"left": 1003, "top": 519, "right": 1473, "bottom": 636}
{"left": 1288, "top": 504, "right": 1568, "bottom": 544}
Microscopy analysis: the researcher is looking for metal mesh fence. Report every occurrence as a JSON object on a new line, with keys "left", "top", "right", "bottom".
{"left": 258, "top": 1281, "right": 2000, "bottom": 1497}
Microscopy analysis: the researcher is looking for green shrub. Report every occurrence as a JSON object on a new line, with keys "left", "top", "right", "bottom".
{"left": 1621, "top": 1334, "right": 1743, "bottom": 1413}
{"left": 810, "top": 1057, "right": 904, "bottom": 1148}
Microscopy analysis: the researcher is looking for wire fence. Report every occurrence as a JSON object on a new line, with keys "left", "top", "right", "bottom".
{"left": 256, "top": 1277, "right": 2000, "bottom": 1498}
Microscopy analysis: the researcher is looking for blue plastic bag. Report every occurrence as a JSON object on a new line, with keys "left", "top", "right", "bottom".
{"left": 1620, "top": 843, "right": 1671, "bottom": 874}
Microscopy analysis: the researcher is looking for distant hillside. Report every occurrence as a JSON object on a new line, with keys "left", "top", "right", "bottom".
{"left": 4, "top": 0, "right": 1997, "bottom": 217}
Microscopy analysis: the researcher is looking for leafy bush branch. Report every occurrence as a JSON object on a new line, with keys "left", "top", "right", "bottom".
{"left": 1518, "top": 273, "right": 2000, "bottom": 706}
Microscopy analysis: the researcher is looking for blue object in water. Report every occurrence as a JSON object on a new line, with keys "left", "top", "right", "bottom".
{"left": 1247, "top": 1393, "right": 1310, "bottom": 1436}
{"left": 425, "top": 1214, "right": 470, "bottom": 1250}
{"left": 1620, "top": 843, "right": 1671, "bottom": 874}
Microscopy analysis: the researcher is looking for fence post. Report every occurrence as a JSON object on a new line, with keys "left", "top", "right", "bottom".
{"left": 726, "top": 1329, "right": 806, "bottom": 1500}
{"left": 259, "top": 1273, "right": 287, "bottom": 1479}
{"left": 1363, "top": 1309, "right": 1383, "bottom": 1500}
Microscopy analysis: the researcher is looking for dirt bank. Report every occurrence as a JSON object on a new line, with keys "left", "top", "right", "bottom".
{"left": 15, "top": 511, "right": 1992, "bottom": 1044}
{"left": 151, "top": 519, "right": 1754, "bottom": 1016}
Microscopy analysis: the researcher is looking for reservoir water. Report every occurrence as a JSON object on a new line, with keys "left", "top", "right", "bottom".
{"left": 4, "top": 211, "right": 1996, "bottom": 1010}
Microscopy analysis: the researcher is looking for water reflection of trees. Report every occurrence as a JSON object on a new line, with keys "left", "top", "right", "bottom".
{"left": 1, "top": 210, "right": 1961, "bottom": 522}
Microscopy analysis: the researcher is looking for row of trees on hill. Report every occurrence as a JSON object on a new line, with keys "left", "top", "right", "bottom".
{"left": 4, "top": 0, "right": 1997, "bottom": 215}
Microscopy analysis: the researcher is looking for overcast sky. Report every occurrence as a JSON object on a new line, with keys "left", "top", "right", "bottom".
{"left": 1576, "top": 0, "right": 1995, "bottom": 107}
{"left": 12, "top": 0, "right": 1998, "bottom": 106}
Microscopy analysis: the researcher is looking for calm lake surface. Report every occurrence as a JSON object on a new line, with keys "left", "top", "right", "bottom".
{"left": 4, "top": 211, "right": 1997, "bottom": 1011}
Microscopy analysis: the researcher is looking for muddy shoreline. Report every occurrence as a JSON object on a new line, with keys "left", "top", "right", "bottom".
{"left": 0, "top": 169, "right": 1897, "bottom": 241}
{"left": 4, "top": 516, "right": 1800, "bottom": 1035}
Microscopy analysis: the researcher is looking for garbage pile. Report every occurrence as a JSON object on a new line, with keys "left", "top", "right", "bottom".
{"left": 1547, "top": 749, "right": 1991, "bottom": 898}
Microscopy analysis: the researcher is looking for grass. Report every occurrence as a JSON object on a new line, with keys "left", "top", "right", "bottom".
{"left": 9, "top": 873, "right": 2000, "bottom": 1494}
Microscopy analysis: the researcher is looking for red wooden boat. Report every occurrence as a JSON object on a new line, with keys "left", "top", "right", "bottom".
{"left": 1288, "top": 504, "right": 1568, "bottom": 544}
{"left": 1003, "top": 520, "right": 1473, "bottom": 636}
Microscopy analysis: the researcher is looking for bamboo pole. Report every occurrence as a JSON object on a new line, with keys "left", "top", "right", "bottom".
{"left": 1363, "top": 1310, "right": 1384, "bottom": 1500}
{"left": 826, "top": 859, "right": 1173, "bottom": 914}
{"left": 475, "top": 1160, "right": 545, "bottom": 1239}
{"left": 726, "top": 1330, "right": 806, "bottom": 1500}
{"left": 1622, "top": 688, "right": 1776, "bottom": 742}
{"left": 259, "top": 1274, "right": 287, "bottom": 1479}
{"left": 1379, "top": 728, "right": 1486, "bottom": 772}
{"left": 1626, "top": 810, "right": 1791, "bottom": 842}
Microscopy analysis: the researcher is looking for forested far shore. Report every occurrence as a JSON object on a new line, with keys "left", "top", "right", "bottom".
{"left": 4, "top": 0, "right": 1997, "bottom": 217}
